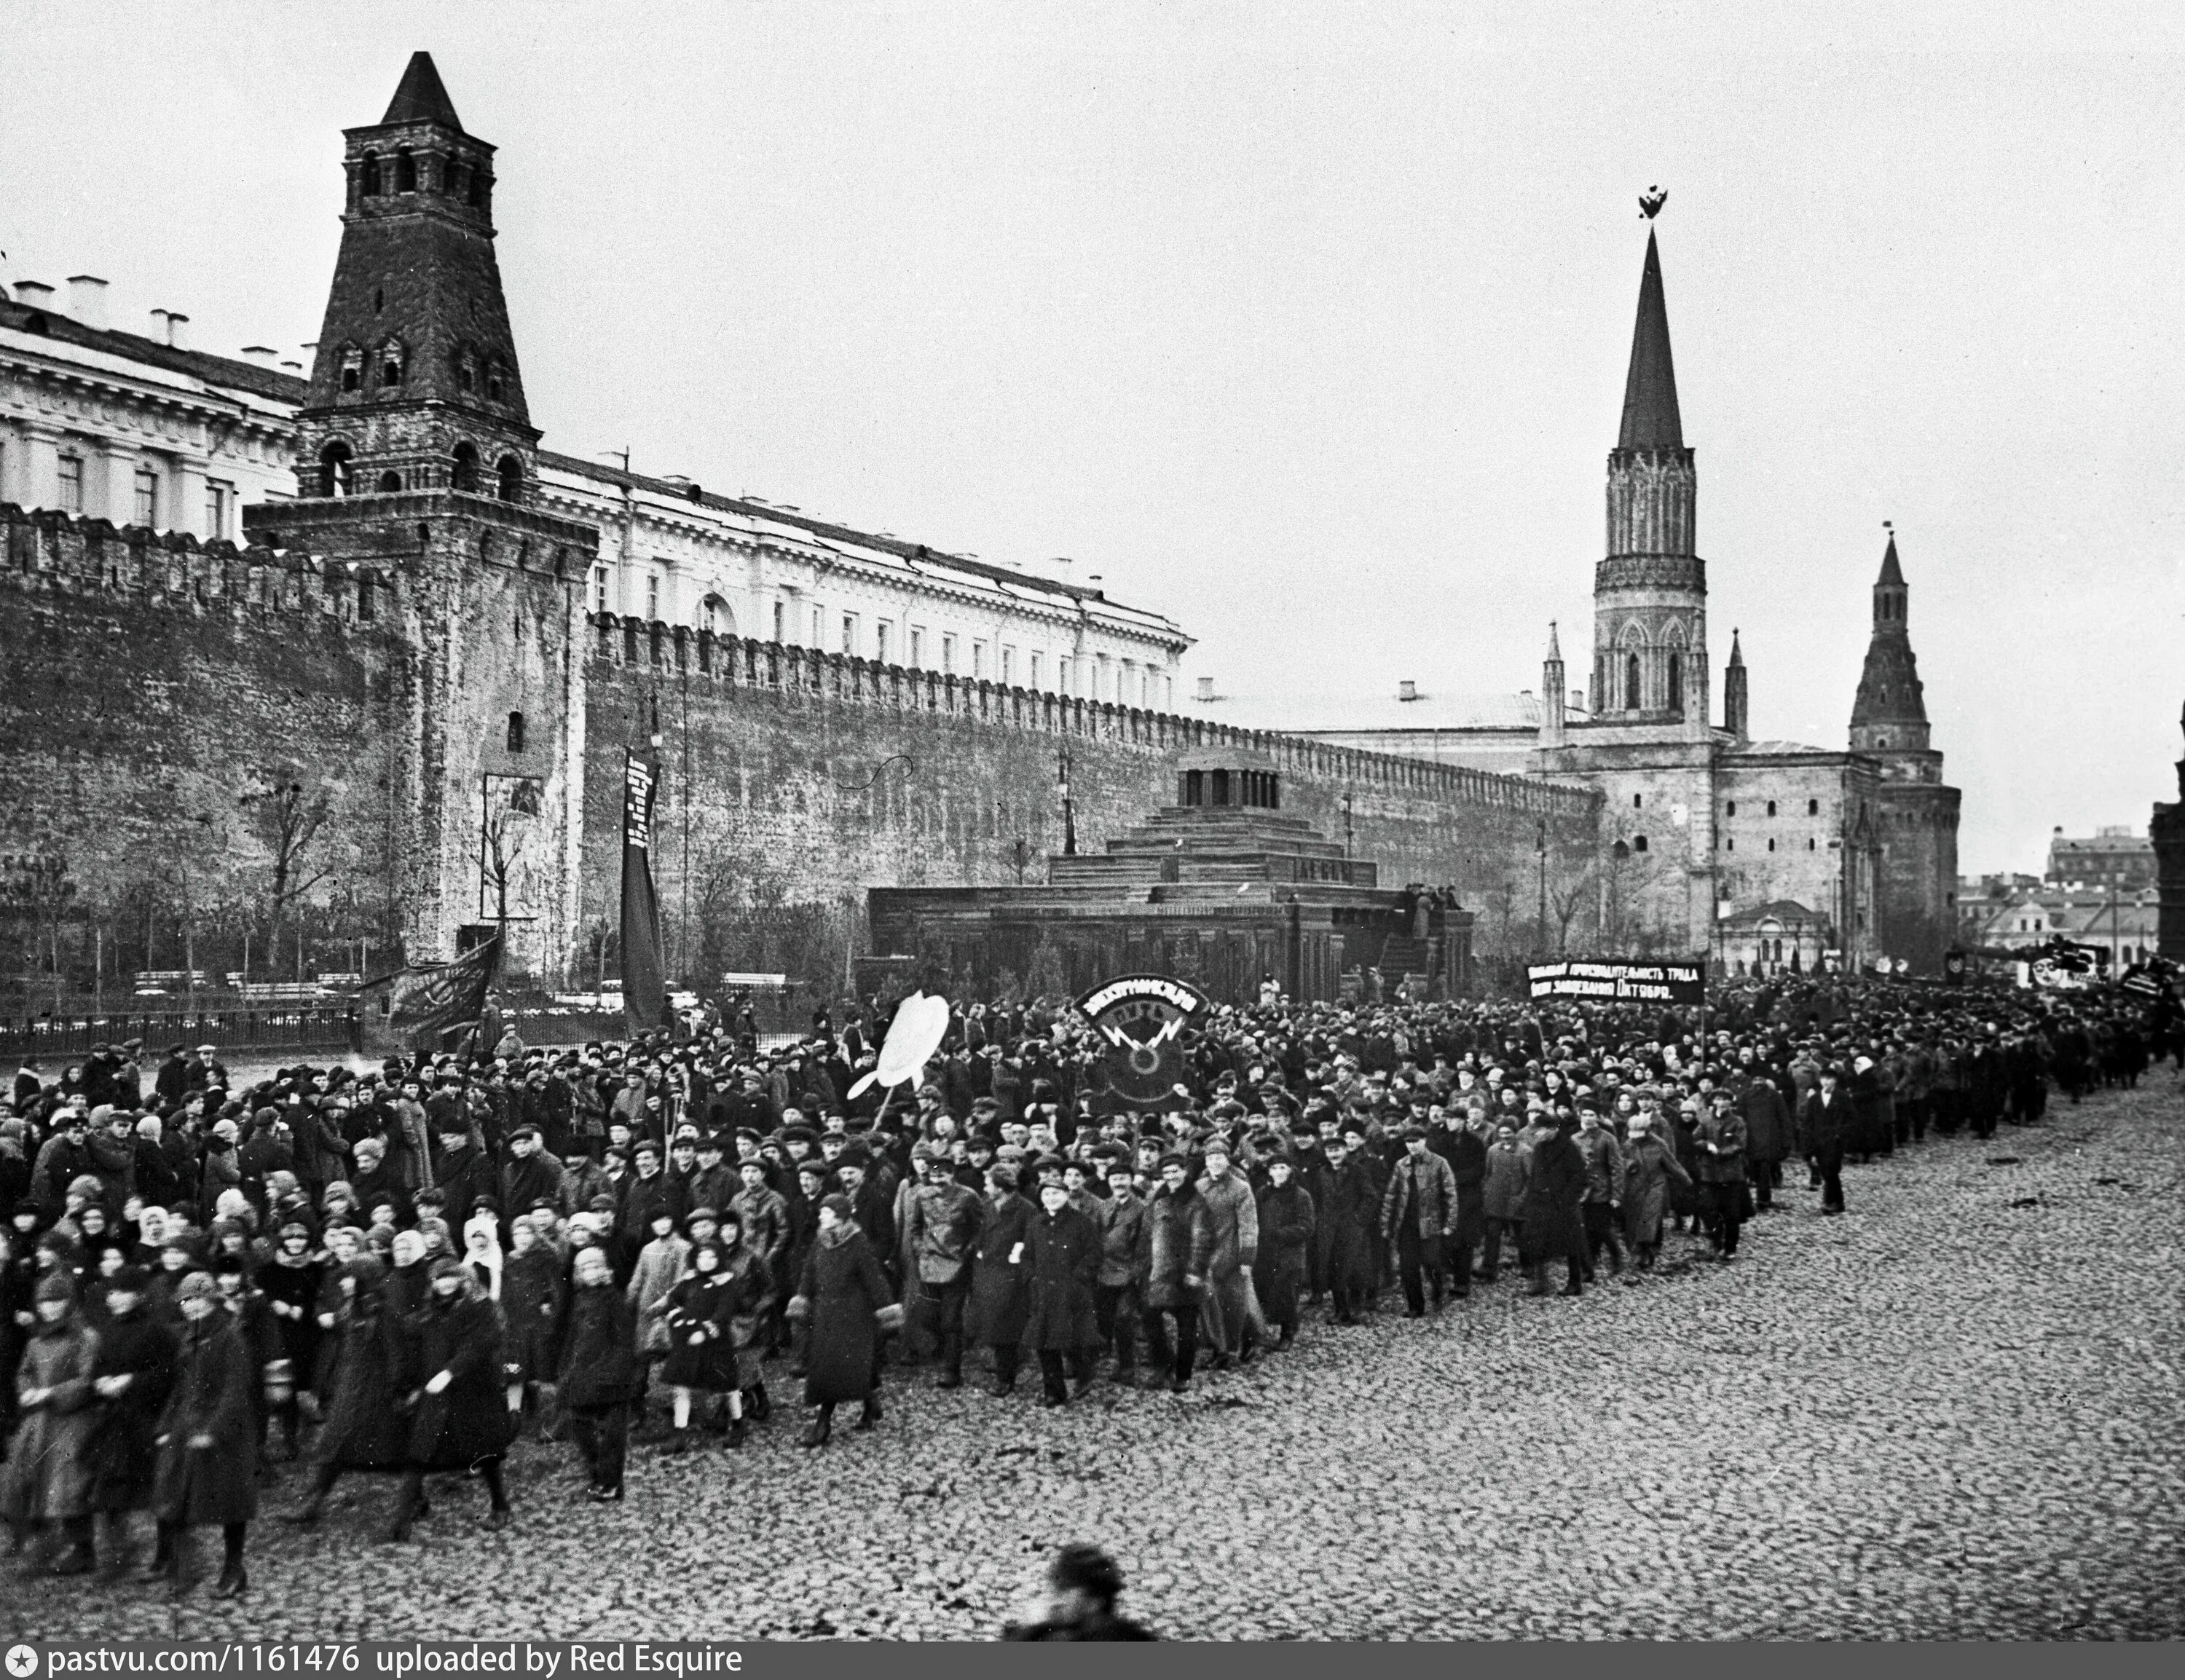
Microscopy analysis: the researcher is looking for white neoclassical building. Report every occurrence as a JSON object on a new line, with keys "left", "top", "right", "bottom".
{"left": 1, "top": 275, "right": 1191, "bottom": 699}
{"left": 1, "top": 277, "right": 302, "bottom": 540}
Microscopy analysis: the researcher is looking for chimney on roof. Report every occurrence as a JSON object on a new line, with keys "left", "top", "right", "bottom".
{"left": 1398, "top": 679, "right": 1419, "bottom": 702}
{"left": 1571, "top": 690, "right": 1584, "bottom": 712}
{"left": 240, "top": 345, "right": 280, "bottom": 368}
{"left": 1195, "top": 677, "right": 1215, "bottom": 702}
{"left": 13, "top": 280, "right": 57, "bottom": 313}
{"left": 150, "top": 309, "right": 190, "bottom": 348}
{"left": 65, "top": 276, "right": 109, "bottom": 328}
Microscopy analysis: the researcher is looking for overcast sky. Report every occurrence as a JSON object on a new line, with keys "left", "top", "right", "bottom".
{"left": 7, "top": 1, "right": 2181, "bottom": 876}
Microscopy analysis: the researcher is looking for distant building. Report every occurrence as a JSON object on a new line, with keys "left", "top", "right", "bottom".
{"left": 2157, "top": 704, "right": 2185, "bottom": 959}
{"left": 2044, "top": 825, "right": 2157, "bottom": 892}
{"left": 1191, "top": 227, "right": 1961, "bottom": 971}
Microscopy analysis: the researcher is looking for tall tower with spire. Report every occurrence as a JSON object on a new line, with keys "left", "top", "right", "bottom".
{"left": 247, "top": 52, "right": 599, "bottom": 973}
{"left": 293, "top": 51, "right": 540, "bottom": 502}
{"left": 1849, "top": 531, "right": 1936, "bottom": 773}
{"left": 1846, "top": 529, "right": 1959, "bottom": 969}
{"left": 1591, "top": 229, "right": 1709, "bottom": 736}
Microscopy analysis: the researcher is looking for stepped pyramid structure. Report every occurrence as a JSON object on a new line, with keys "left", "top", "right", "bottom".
{"left": 870, "top": 746, "right": 1473, "bottom": 1004}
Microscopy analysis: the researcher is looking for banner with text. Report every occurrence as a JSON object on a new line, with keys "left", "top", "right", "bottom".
{"left": 1527, "top": 958, "right": 1705, "bottom": 1004}
{"left": 620, "top": 751, "right": 669, "bottom": 1036}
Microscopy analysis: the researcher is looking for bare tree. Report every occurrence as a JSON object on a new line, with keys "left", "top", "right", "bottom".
{"left": 481, "top": 806, "right": 524, "bottom": 929}
{"left": 1548, "top": 863, "right": 1599, "bottom": 955}
{"left": 240, "top": 775, "right": 333, "bottom": 934}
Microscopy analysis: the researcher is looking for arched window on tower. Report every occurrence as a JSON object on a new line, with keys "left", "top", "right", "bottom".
{"left": 1666, "top": 651, "right": 1683, "bottom": 715}
{"left": 360, "top": 152, "right": 381, "bottom": 195}
{"left": 319, "top": 441, "right": 353, "bottom": 498}
{"left": 456, "top": 352, "right": 476, "bottom": 393}
{"left": 497, "top": 454, "right": 524, "bottom": 504}
{"left": 377, "top": 471, "right": 401, "bottom": 493}
{"left": 451, "top": 441, "right": 479, "bottom": 492}
{"left": 395, "top": 149, "right": 417, "bottom": 192}
{"left": 469, "top": 170, "right": 490, "bottom": 210}
{"left": 380, "top": 340, "right": 405, "bottom": 387}
{"left": 1625, "top": 652, "right": 1642, "bottom": 711}
{"left": 485, "top": 360, "right": 505, "bottom": 403}
{"left": 340, "top": 346, "right": 363, "bottom": 393}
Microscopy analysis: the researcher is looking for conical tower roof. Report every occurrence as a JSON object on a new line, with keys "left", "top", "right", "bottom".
{"left": 381, "top": 52, "right": 462, "bottom": 130}
{"left": 1852, "top": 539, "right": 1927, "bottom": 731}
{"left": 1618, "top": 231, "right": 1683, "bottom": 451}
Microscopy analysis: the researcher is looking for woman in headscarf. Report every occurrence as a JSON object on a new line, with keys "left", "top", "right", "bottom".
{"left": 149, "top": 1269, "right": 258, "bottom": 1597}
{"left": 1, "top": 1272, "right": 101, "bottom": 1574}
{"left": 789, "top": 1194, "right": 897, "bottom": 1448}
{"left": 385, "top": 1257, "right": 515, "bottom": 1541}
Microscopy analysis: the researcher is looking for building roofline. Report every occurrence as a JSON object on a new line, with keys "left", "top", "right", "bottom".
{"left": 539, "top": 447, "right": 1191, "bottom": 643}
{"left": 0, "top": 299, "right": 310, "bottom": 404}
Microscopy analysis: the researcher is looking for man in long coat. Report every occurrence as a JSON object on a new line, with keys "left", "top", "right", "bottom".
{"left": 1020, "top": 1181, "right": 1100, "bottom": 1405}
{"left": 1519, "top": 1116, "right": 1588, "bottom": 1297}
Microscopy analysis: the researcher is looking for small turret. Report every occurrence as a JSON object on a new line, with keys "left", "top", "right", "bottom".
{"left": 1541, "top": 621, "right": 1567, "bottom": 748}
{"left": 1723, "top": 627, "right": 1748, "bottom": 743}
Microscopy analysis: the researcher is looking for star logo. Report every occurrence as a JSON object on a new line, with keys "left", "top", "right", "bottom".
{"left": 7, "top": 1646, "right": 39, "bottom": 1679}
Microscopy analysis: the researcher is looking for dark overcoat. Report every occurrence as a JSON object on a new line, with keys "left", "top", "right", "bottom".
{"left": 798, "top": 1223, "right": 894, "bottom": 1406}
{"left": 1254, "top": 1180, "right": 1317, "bottom": 1286}
{"left": 314, "top": 1291, "right": 412, "bottom": 1472}
{"left": 964, "top": 1192, "right": 1035, "bottom": 1346}
{"left": 1318, "top": 1158, "right": 1379, "bottom": 1293}
{"left": 87, "top": 1306, "right": 176, "bottom": 1513}
{"left": 555, "top": 1285, "right": 639, "bottom": 1410}
{"left": 499, "top": 1247, "right": 565, "bottom": 1386}
{"left": 1019, "top": 1204, "right": 1099, "bottom": 1351}
{"left": 151, "top": 1312, "right": 259, "bottom": 1527}
{"left": 659, "top": 1269, "right": 741, "bottom": 1392}
{"left": 402, "top": 1290, "right": 517, "bottom": 1470}
{"left": 1518, "top": 1129, "right": 1588, "bottom": 1264}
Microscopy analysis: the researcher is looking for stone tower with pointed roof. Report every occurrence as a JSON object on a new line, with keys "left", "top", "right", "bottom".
{"left": 1846, "top": 532, "right": 1959, "bottom": 970}
{"left": 1591, "top": 230, "right": 1709, "bottom": 736}
{"left": 246, "top": 53, "right": 599, "bottom": 971}
{"left": 293, "top": 50, "right": 540, "bottom": 502}
{"left": 1849, "top": 535, "right": 1934, "bottom": 767}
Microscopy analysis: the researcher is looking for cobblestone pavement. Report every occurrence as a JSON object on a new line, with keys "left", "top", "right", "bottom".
{"left": 15, "top": 1081, "right": 2181, "bottom": 1641}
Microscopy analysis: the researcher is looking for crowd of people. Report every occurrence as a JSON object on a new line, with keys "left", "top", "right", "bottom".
{"left": 0, "top": 969, "right": 2173, "bottom": 1600}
